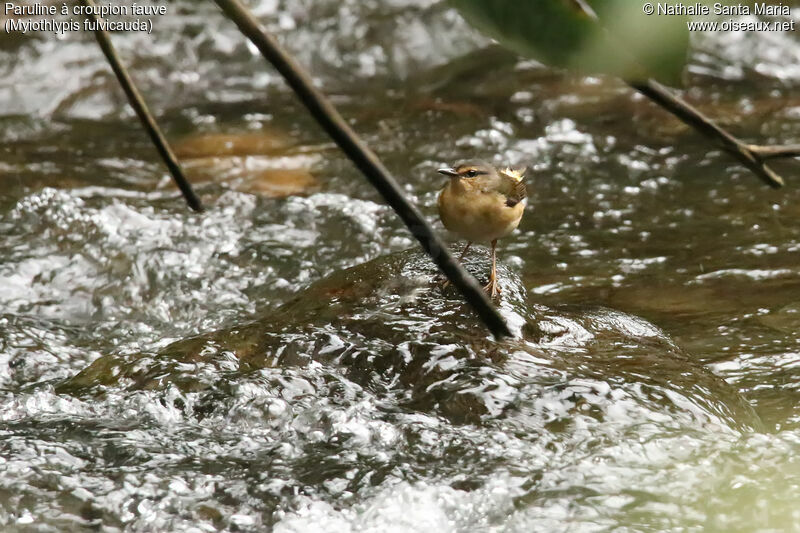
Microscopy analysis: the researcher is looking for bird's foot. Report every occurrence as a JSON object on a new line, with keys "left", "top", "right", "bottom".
{"left": 483, "top": 278, "right": 501, "bottom": 298}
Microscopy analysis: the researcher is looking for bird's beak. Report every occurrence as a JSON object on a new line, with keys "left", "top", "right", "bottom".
{"left": 437, "top": 167, "right": 458, "bottom": 177}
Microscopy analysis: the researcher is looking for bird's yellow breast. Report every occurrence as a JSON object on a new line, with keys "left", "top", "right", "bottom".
{"left": 438, "top": 180, "right": 524, "bottom": 243}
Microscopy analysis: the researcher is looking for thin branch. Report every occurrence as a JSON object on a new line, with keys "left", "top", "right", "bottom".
{"left": 82, "top": 0, "right": 203, "bottom": 212}
{"left": 212, "top": 0, "right": 512, "bottom": 339}
{"left": 747, "top": 144, "right": 800, "bottom": 160}
{"left": 630, "top": 79, "right": 785, "bottom": 189}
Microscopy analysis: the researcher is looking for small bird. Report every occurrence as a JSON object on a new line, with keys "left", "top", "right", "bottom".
{"left": 437, "top": 162, "right": 526, "bottom": 297}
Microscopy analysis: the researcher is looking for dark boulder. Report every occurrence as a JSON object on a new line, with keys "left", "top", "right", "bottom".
{"left": 59, "top": 248, "right": 762, "bottom": 432}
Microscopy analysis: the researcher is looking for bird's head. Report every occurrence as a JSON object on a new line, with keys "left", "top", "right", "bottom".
{"left": 437, "top": 162, "right": 524, "bottom": 189}
{"left": 437, "top": 162, "right": 498, "bottom": 182}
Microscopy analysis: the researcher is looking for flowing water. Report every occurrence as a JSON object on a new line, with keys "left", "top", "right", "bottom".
{"left": 2, "top": 1, "right": 800, "bottom": 531}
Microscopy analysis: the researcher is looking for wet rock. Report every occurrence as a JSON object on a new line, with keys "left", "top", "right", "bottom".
{"left": 173, "top": 132, "right": 294, "bottom": 159}
{"left": 173, "top": 131, "right": 321, "bottom": 198}
{"left": 759, "top": 301, "right": 800, "bottom": 333}
{"left": 60, "top": 248, "right": 762, "bottom": 432}
{"left": 184, "top": 162, "right": 318, "bottom": 198}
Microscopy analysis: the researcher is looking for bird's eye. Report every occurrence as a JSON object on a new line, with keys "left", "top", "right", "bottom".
{"left": 465, "top": 169, "right": 478, "bottom": 177}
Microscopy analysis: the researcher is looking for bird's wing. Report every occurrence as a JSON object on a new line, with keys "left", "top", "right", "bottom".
{"left": 500, "top": 168, "right": 527, "bottom": 207}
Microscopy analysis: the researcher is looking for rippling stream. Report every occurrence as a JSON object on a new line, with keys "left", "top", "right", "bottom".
{"left": 2, "top": 1, "right": 800, "bottom": 531}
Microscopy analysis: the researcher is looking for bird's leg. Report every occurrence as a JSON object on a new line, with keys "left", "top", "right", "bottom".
{"left": 483, "top": 239, "right": 501, "bottom": 298}
{"left": 458, "top": 242, "right": 472, "bottom": 262}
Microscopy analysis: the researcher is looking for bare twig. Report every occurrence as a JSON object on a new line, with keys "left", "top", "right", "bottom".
{"left": 81, "top": 0, "right": 203, "bottom": 211}
{"left": 630, "top": 79, "right": 788, "bottom": 189}
{"left": 212, "top": 0, "right": 512, "bottom": 339}
{"left": 747, "top": 144, "right": 800, "bottom": 160}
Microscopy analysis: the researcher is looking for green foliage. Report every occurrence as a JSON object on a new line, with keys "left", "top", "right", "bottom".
{"left": 449, "top": 0, "right": 690, "bottom": 85}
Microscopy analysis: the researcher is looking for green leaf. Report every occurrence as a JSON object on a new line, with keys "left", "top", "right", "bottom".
{"left": 449, "top": 0, "right": 690, "bottom": 85}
